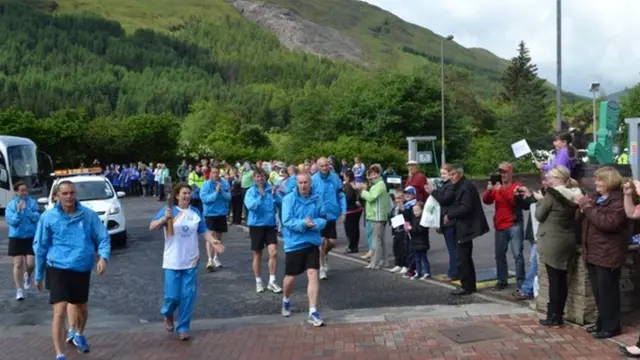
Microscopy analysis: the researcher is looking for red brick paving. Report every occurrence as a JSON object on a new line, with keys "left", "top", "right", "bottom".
{"left": 0, "top": 313, "right": 629, "bottom": 360}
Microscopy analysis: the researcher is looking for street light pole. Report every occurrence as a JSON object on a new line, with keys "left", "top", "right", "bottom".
{"left": 590, "top": 82, "right": 600, "bottom": 143}
{"left": 440, "top": 35, "right": 453, "bottom": 165}
{"left": 556, "top": 0, "right": 562, "bottom": 131}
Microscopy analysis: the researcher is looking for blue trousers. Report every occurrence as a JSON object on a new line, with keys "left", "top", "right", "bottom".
{"left": 495, "top": 223, "right": 525, "bottom": 288}
{"left": 442, "top": 226, "right": 457, "bottom": 279}
{"left": 520, "top": 243, "right": 538, "bottom": 296}
{"left": 414, "top": 250, "right": 431, "bottom": 276}
{"left": 161, "top": 267, "right": 198, "bottom": 333}
{"left": 365, "top": 220, "right": 373, "bottom": 249}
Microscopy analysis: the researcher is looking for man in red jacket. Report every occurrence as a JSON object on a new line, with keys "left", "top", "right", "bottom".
{"left": 482, "top": 162, "right": 525, "bottom": 290}
{"left": 405, "top": 160, "right": 427, "bottom": 203}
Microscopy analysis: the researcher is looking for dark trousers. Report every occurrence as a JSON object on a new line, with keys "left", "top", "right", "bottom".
{"left": 231, "top": 194, "right": 243, "bottom": 224}
{"left": 392, "top": 232, "right": 406, "bottom": 267}
{"left": 587, "top": 263, "right": 621, "bottom": 333}
{"left": 158, "top": 184, "right": 166, "bottom": 201}
{"left": 404, "top": 236, "right": 414, "bottom": 271}
{"left": 345, "top": 211, "right": 362, "bottom": 251}
{"left": 442, "top": 226, "right": 458, "bottom": 279}
{"left": 456, "top": 241, "right": 476, "bottom": 292}
{"left": 241, "top": 188, "right": 249, "bottom": 219}
{"left": 545, "top": 264, "right": 568, "bottom": 318}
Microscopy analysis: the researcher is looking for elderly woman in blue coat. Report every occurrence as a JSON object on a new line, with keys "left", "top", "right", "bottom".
{"left": 5, "top": 180, "right": 40, "bottom": 301}
{"left": 149, "top": 184, "right": 224, "bottom": 341}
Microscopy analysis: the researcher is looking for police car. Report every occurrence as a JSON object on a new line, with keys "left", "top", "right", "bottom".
{"left": 37, "top": 167, "right": 128, "bottom": 247}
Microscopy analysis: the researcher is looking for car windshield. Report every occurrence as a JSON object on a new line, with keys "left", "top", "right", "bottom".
{"left": 71, "top": 180, "right": 114, "bottom": 202}
{"left": 7, "top": 145, "right": 40, "bottom": 189}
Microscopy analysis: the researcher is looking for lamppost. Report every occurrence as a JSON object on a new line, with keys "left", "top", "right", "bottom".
{"left": 556, "top": 0, "right": 562, "bottom": 131}
{"left": 441, "top": 34, "right": 454, "bottom": 165}
{"left": 590, "top": 82, "right": 600, "bottom": 143}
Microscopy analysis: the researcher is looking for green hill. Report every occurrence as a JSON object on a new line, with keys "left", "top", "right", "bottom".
{"left": 0, "top": 0, "right": 584, "bottom": 174}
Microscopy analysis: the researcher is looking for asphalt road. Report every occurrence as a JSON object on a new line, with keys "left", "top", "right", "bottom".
{"left": 0, "top": 197, "right": 486, "bottom": 328}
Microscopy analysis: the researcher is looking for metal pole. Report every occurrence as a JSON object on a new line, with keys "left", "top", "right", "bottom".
{"left": 440, "top": 40, "right": 446, "bottom": 165}
{"left": 592, "top": 91, "right": 597, "bottom": 143}
{"left": 555, "top": 0, "right": 562, "bottom": 130}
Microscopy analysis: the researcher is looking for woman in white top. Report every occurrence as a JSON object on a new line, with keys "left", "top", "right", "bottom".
{"left": 149, "top": 184, "right": 224, "bottom": 341}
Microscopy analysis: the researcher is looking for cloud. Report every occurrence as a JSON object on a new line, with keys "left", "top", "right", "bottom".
{"left": 362, "top": 0, "right": 640, "bottom": 96}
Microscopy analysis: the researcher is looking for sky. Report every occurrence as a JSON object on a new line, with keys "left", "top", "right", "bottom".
{"left": 362, "top": 0, "right": 640, "bottom": 96}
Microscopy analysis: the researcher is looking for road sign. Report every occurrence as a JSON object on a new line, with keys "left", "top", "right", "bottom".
{"left": 416, "top": 151, "right": 432, "bottom": 164}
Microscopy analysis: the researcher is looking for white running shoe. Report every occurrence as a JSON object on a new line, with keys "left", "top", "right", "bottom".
{"left": 319, "top": 268, "right": 328, "bottom": 280}
{"left": 389, "top": 266, "right": 401, "bottom": 273}
{"left": 213, "top": 257, "right": 222, "bottom": 268}
{"left": 420, "top": 274, "right": 430, "bottom": 280}
{"left": 16, "top": 288, "right": 24, "bottom": 301}
{"left": 256, "top": 282, "right": 265, "bottom": 293}
{"left": 23, "top": 272, "right": 32, "bottom": 290}
{"left": 410, "top": 273, "right": 419, "bottom": 280}
{"left": 399, "top": 267, "right": 408, "bottom": 275}
{"left": 267, "top": 282, "right": 282, "bottom": 294}
{"left": 205, "top": 259, "right": 215, "bottom": 272}
{"left": 281, "top": 300, "right": 292, "bottom": 317}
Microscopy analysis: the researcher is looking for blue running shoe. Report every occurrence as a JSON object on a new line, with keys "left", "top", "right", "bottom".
{"left": 281, "top": 300, "right": 291, "bottom": 317}
{"left": 56, "top": 355, "right": 66, "bottom": 360}
{"left": 66, "top": 329, "right": 76, "bottom": 344}
{"left": 73, "top": 334, "right": 90, "bottom": 353}
{"left": 307, "top": 312, "right": 324, "bottom": 327}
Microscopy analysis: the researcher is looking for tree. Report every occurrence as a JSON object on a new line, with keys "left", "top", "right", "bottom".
{"left": 499, "top": 41, "right": 547, "bottom": 104}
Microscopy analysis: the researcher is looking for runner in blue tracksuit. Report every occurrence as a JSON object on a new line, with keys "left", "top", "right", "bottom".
{"left": 281, "top": 172, "right": 326, "bottom": 327}
{"left": 200, "top": 166, "right": 231, "bottom": 271}
{"left": 32, "top": 181, "right": 110, "bottom": 360}
{"left": 244, "top": 168, "right": 283, "bottom": 294}
{"left": 6, "top": 181, "right": 39, "bottom": 301}
{"left": 311, "top": 157, "right": 347, "bottom": 280}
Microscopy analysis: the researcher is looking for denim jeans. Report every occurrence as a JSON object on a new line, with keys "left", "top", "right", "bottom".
{"left": 414, "top": 250, "right": 431, "bottom": 276}
{"left": 365, "top": 220, "right": 374, "bottom": 250}
{"left": 442, "top": 226, "right": 457, "bottom": 278}
{"left": 495, "top": 222, "right": 525, "bottom": 288}
{"left": 520, "top": 243, "right": 537, "bottom": 296}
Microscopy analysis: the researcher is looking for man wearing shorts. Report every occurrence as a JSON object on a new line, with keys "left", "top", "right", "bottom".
{"left": 200, "top": 166, "right": 231, "bottom": 271}
{"left": 311, "top": 157, "right": 346, "bottom": 280}
{"left": 244, "top": 168, "right": 283, "bottom": 293}
{"left": 33, "top": 181, "right": 111, "bottom": 360}
{"left": 6, "top": 181, "right": 40, "bottom": 301}
{"left": 281, "top": 172, "right": 326, "bottom": 327}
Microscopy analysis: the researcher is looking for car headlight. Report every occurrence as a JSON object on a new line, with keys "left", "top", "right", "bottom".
{"left": 108, "top": 207, "right": 121, "bottom": 215}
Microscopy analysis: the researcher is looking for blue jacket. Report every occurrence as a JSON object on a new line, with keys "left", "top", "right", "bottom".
{"left": 33, "top": 201, "right": 111, "bottom": 281}
{"left": 281, "top": 189, "right": 327, "bottom": 253}
{"left": 284, "top": 176, "right": 297, "bottom": 195}
{"left": 200, "top": 178, "right": 231, "bottom": 216}
{"left": 311, "top": 171, "right": 347, "bottom": 221}
{"left": 6, "top": 196, "right": 39, "bottom": 239}
{"left": 244, "top": 184, "right": 282, "bottom": 227}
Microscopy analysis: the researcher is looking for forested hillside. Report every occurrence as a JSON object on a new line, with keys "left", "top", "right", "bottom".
{"left": 0, "top": 2, "right": 603, "bottom": 175}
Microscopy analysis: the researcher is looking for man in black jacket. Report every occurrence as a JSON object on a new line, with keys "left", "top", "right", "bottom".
{"left": 444, "top": 164, "right": 490, "bottom": 296}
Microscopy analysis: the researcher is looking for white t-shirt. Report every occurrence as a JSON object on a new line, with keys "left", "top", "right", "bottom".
{"left": 153, "top": 206, "right": 208, "bottom": 270}
{"left": 153, "top": 169, "right": 161, "bottom": 182}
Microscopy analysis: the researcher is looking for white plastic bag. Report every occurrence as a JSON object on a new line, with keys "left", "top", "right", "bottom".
{"left": 420, "top": 195, "right": 441, "bottom": 228}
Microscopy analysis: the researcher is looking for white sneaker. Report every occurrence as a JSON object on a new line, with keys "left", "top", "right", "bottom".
{"left": 23, "top": 272, "right": 32, "bottom": 290}
{"left": 420, "top": 274, "right": 430, "bottom": 280}
{"left": 16, "top": 288, "right": 24, "bottom": 301}
{"left": 389, "top": 266, "right": 401, "bottom": 273}
{"left": 213, "top": 257, "right": 222, "bottom": 268}
{"left": 267, "top": 282, "right": 282, "bottom": 294}
{"left": 256, "top": 282, "right": 265, "bottom": 293}
{"left": 319, "top": 268, "right": 328, "bottom": 280}
{"left": 399, "top": 267, "right": 408, "bottom": 275}
{"left": 281, "top": 300, "right": 291, "bottom": 317}
{"left": 410, "top": 273, "right": 419, "bottom": 280}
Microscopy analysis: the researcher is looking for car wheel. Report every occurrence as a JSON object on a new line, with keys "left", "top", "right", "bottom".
{"left": 111, "top": 231, "right": 128, "bottom": 249}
